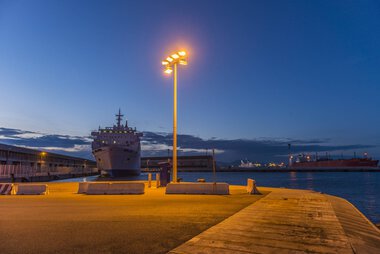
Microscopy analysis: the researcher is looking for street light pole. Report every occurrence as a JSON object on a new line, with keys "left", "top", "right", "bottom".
{"left": 173, "top": 62, "right": 178, "bottom": 183}
{"left": 162, "top": 50, "right": 187, "bottom": 183}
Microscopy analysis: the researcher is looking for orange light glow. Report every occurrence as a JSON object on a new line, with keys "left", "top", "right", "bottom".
{"left": 164, "top": 68, "right": 173, "bottom": 74}
{"left": 166, "top": 57, "right": 173, "bottom": 62}
{"left": 178, "top": 51, "right": 186, "bottom": 56}
{"left": 171, "top": 54, "right": 179, "bottom": 59}
{"left": 162, "top": 61, "right": 169, "bottom": 65}
{"left": 179, "top": 59, "right": 187, "bottom": 65}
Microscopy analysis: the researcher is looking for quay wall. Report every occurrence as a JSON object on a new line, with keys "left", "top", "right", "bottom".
{"left": 171, "top": 167, "right": 380, "bottom": 172}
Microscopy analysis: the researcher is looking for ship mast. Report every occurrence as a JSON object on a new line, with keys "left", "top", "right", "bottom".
{"left": 116, "top": 109, "right": 123, "bottom": 128}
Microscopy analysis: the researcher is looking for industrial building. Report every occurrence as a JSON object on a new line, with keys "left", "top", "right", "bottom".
{"left": 141, "top": 155, "right": 214, "bottom": 171}
{"left": 0, "top": 143, "right": 97, "bottom": 181}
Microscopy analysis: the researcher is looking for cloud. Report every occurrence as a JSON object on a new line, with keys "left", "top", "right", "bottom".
{"left": 13, "top": 133, "right": 45, "bottom": 139}
{"left": 17, "top": 144, "right": 91, "bottom": 153}
{"left": 0, "top": 127, "right": 93, "bottom": 159}
{"left": 140, "top": 131, "right": 375, "bottom": 163}
{"left": 141, "top": 140, "right": 224, "bottom": 156}
{"left": 0, "top": 127, "right": 376, "bottom": 164}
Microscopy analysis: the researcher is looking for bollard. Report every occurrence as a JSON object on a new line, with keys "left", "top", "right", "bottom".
{"left": 11, "top": 184, "right": 16, "bottom": 195}
{"left": 247, "top": 178, "right": 261, "bottom": 195}
{"left": 156, "top": 173, "right": 160, "bottom": 188}
{"left": 148, "top": 173, "right": 152, "bottom": 188}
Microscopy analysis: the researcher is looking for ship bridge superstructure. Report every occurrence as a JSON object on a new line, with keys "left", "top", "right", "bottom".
{"left": 91, "top": 109, "right": 142, "bottom": 150}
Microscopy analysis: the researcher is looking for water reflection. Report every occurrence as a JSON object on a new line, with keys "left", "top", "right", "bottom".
{"left": 289, "top": 172, "right": 298, "bottom": 189}
{"left": 305, "top": 172, "right": 314, "bottom": 190}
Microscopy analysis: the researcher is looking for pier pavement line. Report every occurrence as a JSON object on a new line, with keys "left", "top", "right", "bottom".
{"left": 168, "top": 188, "right": 380, "bottom": 254}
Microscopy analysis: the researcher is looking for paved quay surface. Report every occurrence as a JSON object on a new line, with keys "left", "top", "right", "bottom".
{"left": 0, "top": 182, "right": 265, "bottom": 254}
{"left": 2, "top": 182, "right": 379, "bottom": 254}
{"left": 169, "top": 188, "right": 380, "bottom": 254}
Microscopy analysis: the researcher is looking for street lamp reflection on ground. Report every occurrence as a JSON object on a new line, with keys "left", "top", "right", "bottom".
{"left": 162, "top": 50, "right": 188, "bottom": 183}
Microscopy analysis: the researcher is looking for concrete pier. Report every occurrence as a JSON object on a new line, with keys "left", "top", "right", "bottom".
{"left": 0, "top": 182, "right": 379, "bottom": 253}
{"left": 169, "top": 188, "right": 380, "bottom": 254}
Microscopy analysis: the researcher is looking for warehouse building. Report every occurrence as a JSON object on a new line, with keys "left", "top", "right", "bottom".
{"left": 0, "top": 143, "right": 97, "bottom": 181}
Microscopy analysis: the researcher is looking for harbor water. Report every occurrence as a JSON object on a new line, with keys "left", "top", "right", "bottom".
{"left": 178, "top": 171, "right": 380, "bottom": 224}
{"left": 57, "top": 172, "right": 380, "bottom": 224}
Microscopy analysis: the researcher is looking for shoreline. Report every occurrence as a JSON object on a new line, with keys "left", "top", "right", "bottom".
{"left": 143, "top": 168, "right": 380, "bottom": 173}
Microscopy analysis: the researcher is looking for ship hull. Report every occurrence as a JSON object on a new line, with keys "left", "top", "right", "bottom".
{"left": 93, "top": 146, "right": 141, "bottom": 177}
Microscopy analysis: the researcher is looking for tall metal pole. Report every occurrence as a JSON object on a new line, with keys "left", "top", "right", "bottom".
{"left": 212, "top": 149, "right": 216, "bottom": 183}
{"left": 173, "top": 63, "right": 178, "bottom": 183}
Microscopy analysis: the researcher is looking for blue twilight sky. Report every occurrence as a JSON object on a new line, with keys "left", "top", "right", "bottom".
{"left": 0, "top": 0, "right": 379, "bottom": 162}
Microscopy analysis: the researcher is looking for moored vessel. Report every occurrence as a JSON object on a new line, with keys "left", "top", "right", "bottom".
{"left": 291, "top": 153, "right": 379, "bottom": 169}
{"left": 91, "top": 110, "right": 142, "bottom": 177}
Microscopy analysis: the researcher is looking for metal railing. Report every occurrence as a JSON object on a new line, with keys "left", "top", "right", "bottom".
{"left": 0, "top": 165, "right": 97, "bottom": 179}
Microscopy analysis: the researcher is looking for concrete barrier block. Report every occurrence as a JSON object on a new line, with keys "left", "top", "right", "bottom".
{"left": 0, "top": 183, "right": 12, "bottom": 195}
{"left": 108, "top": 183, "right": 144, "bottom": 194}
{"left": 16, "top": 184, "right": 48, "bottom": 195}
{"left": 86, "top": 183, "right": 110, "bottom": 195}
{"left": 78, "top": 182, "right": 90, "bottom": 194}
{"left": 81, "top": 182, "right": 145, "bottom": 195}
{"left": 247, "top": 178, "right": 261, "bottom": 195}
{"left": 166, "top": 183, "right": 229, "bottom": 195}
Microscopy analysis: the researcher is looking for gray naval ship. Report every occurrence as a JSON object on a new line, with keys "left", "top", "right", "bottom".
{"left": 91, "top": 110, "right": 143, "bottom": 177}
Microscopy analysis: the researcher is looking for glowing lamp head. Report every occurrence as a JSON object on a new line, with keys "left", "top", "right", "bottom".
{"left": 162, "top": 61, "right": 169, "bottom": 66}
{"left": 164, "top": 66, "right": 173, "bottom": 74}
{"left": 171, "top": 53, "right": 179, "bottom": 59}
{"left": 40, "top": 152, "right": 47, "bottom": 156}
{"left": 178, "top": 51, "right": 186, "bottom": 56}
{"left": 166, "top": 57, "right": 173, "bottom": 62}
{"left": 179, "top": 59, "right": 187, "bottom": 65}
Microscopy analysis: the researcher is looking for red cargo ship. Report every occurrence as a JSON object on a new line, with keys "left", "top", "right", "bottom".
{"left": 292, "top": 154, "right": 379, "bottom": 169}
